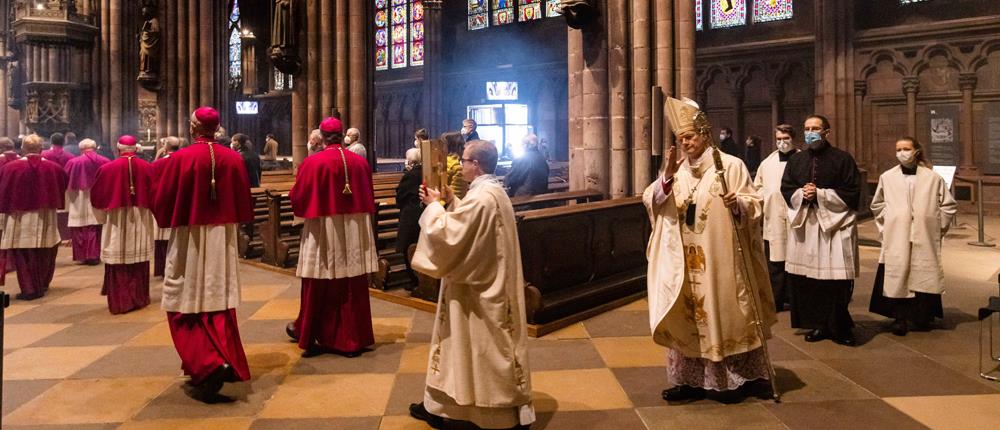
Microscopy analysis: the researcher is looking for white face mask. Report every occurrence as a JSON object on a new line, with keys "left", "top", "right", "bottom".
{"left": 461, "top": 128, "right": 469, "bottom": 136}
{"left": 230, "top": 143, "right": 239, "bottom": 151}
{"left": 896, "top": 150, "right": 916, "bottom": 166}
{"left": 776, "top": 140, "right": 793, "bottom": 153}
{"left": 344, "top": 136, "right": 353, "bottom": 145}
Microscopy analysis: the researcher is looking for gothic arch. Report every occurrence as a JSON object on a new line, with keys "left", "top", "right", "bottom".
{"left": 859, "top": 50, "right": 908, "bottom": 81}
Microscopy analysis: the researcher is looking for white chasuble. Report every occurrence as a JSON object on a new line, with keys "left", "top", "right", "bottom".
{"left": 644, "top": 149, "right": 775, "bottom": 362}
{"left": 411, "top": 176, "right": 533, "bottom": 420}
{"left": 753, "top": 150, "right": 794, "bottom": 262}
{"left": 296, "top": 213, "right": 379, "bottom": 280}
{"left": 97, "top": 206, "right": 155, "bottom": 264}
{"left": 66, "top": 189, "right": 101, "bottom": 227}
{"left": 785, "top": 188, "right": 859, "bottom": 280}
{"left": 871, "top": 166, "right": 956, "bottom": 298}
{"left": 161, "top": 224, "right": 242, "bottom": 313}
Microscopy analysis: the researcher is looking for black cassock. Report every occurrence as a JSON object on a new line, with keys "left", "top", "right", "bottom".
{"left": 780, "top": 141, "right": 861, "bottom": 339}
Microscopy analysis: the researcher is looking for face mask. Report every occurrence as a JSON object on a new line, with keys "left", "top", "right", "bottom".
{"left": 230, "top": 143, "right": 239, "bottom": 151}
{"left": 344, "top": 136, "right": 352, "bottom": 145}
{"left": 719, "top": 134, "right": 726, "bottom": 141}
{"left": 776, "top": 140, "right": 793, "bottom": 153}
{"left": 896, "top": 150, "right": 916, "bottom": 166}
{"left": 804, "top": 131, "right": 823, "bottom": 146}
{"left": 460, "top": 128, "right": 469, "bottom": 136}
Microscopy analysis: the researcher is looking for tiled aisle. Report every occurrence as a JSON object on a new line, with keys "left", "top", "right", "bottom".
{"left": 3, "top": 214, "right": 1000, "bottom": 430}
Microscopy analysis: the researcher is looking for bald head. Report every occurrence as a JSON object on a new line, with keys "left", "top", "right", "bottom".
{"left": 0, "top": 137, "right": 13, "bottom": 152}
{"left": 163, "top": 136, "right": 181, "bottom": 153}
{"left": 22, "top": 134, "right": 44, "bottom": 154}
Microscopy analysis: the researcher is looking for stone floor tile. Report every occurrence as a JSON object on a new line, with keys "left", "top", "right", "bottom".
{"left": 47, "top": 288, "right": 111, "bottom": 306}
{"left": 118, "top": 417, "right": 254, "bottom": 430}
{"left": 238, "top": 319, "right": 298, "bottom": 345}
{"left": 591, "top": 336, "right": 664, "bottom": 368}
{"left": 883, "top": 394, "right": 1000, "bottom": 430}
{"left": 536, "top": 409, "right": 647, "bottom": 430}
{"left": 2, "top": 323, "right": 71, "bottom": 349}
{"left": 258, "top": 374, "right": 396, "bottom": 418}
{"left": 125, "top": 321, "right": 175, "bottom": 347}
{"left": 240, "top": 284, "right": 288, "bottom": 302}
{"left": 538, "top": 322, "right": 590, "bottom": 340}
{"left": 291, "top": 342, "right": 405, "bottom": 375}
{"left": 72, "top": 346, "right": 181, "bottom": 378}
{"left": 376, "top": 416, "right": 435, "bottom": 430}
{"left": 384, "top": 373, "right": 428, "bottom": 416}
{"left": 3, "top": 346, "right": 117, "bottom": 380}
{"left": 637, "top": 403, "right": 785, "bottom": 430}
{"left": 527, "top": 338, "right": 607, "bottom": 371}
{"left": 764, "top": 399, "right": 929, "bottom": 430}
{"left": 372, "top": 317, "right": 413, "bottom": 344}
{"left": 771, "top": 359, "right": 877, "bottom": 402}
{"left": 31, "top": 322, "right": 155, "bottom": 347}
{"left": 582, "top": 310, "right": 651, "bottom": 338}
{"left": 4, "top": 377, "right": 173, "bottom": 425}
{"left": 531, "top": 369, "right": 633, "bottom": 412}
{"left": 134, "top": 375, "right": 284, "bottom": 420}
{"left": 243, "top": 342, "right": 303, "bottom": 377}
{"left": 1, "top": 379, "right": 59, "bottom": 416}
{"left": 823, "top": 356, "right": 998, "bottom": 397}
{"left": 611, "top": 367, "right": 669, "bottom": 408}
{"left": 397, "top": 343, "right": 430, "bottom": 374}
{"left": 247, "top": 299, "right": 300, "bottom": 320}
{"left": 6, "top": 304, "right": 107, "bottom": 324}
{"left": 251, "top": 417, "right": 382, "bottom": 430}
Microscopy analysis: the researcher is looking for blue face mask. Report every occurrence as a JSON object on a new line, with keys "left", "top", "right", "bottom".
{"left": 804, "top": 131, "right": 823, "bottom": 146}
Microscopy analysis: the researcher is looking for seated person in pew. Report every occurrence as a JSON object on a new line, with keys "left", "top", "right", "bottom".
{"left": 505, "top": 133, "right": 549, "bottom": 197}
{"left": 396, "top": 147, "right": 424, "bottom": 289}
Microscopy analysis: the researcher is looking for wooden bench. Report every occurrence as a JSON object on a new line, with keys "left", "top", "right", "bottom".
{"left": 516, "top": 198, "right": 649, "bottom": 325}
{"left": 510, "top": 189, "right": 603, "bottom": 211}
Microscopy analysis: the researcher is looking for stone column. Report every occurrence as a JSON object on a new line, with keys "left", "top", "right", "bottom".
{"left": 814, "top": 0, "right": 854, "bottom": 143}
{"left": 422, "top": 0, "right": 443, "bottom": 135}
{"left": 581, "top": 18, "right": 609, "bottom": 195}
{"left": 198, "top": 0, "right": 213, "bottom": 107}
{"left": 607, "top": 0, "right": 629, "bottom": 198}
{"left": 959, "top": 73, "right": 977, "bottom": 174}
{"left": 674, "top": 0, "right": 696, "bottom": 98}
{"left": 731, "top": 84, "right": 745, "bottom": 143}
{"left": 307, "top": 0, "right": 319, "bottom": 126}
{"left": 175, "top": 0, "right": 189, "bottom": 134}
{"left": 630, "top": 0, "right": 652, "bottom": 193}
{"left": 903, "top": 77, "right": 919, "bottom": 137}
{"left": 853, "top": 80, "right": 867, "bottom": 168}
{"left": 320, "top": 0, "right": 333, "bottom": 117}
{"left": 186, "top": 0, "right": 199, "bottom": 115}
{"left": 335, "top": 0, "right": 348, "bottom": 115}
{"left": 567, "top": 27, "right": 584, "bottom": 191}
{"left": 348, "top": 0, "right": 368, "bottom": 139}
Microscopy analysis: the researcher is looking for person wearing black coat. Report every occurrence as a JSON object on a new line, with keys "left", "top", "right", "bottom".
{"left": 396, "top": 148, "right": 424, "bottom": 287}
{"left": 506, "top": 134, "right": 549, "bottom": 197}
{"left": 231, "top": 133, "right": 262, "bottom": 188}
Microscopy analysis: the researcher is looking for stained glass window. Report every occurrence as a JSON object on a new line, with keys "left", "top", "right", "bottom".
{"left": 519, "top": 0, "right": 542, "bottom": 22}
{"left": 711, "top": 0, "right": 746, "bottom": 29}
{"left": 695, "top": 0, "right": 703, "bottom": 31}
{"left": 545, "top": 0, "right": 561, "bottom": 17}
{"left": 228, "top": 2, "right": 241, "bottom": 83}
{"left": 753, "top": 0, "right": 792, "bottom": 23}
{"left": 375, "top": 0, "right": 423, "bottom": 70}
{"left": 899, "top": 0, "right": 931, "bottom": 4}
{"left": 468, "top": 1, "right": 488, "bottom": 30}
{"left": 493, "top": 0, "right": 515, "bottom": 26}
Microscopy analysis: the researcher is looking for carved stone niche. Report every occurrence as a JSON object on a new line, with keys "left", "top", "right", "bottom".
{"left": 23, "top": 82, "right": 87, "bottom": 135}
{"left": 270, "top": 0, "right": 301, "bottom": 75}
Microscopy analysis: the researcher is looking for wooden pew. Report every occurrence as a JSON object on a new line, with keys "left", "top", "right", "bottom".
{"left": 259, "top": 190, "right": 301, "bottom": 268}
{"left": 516, "top": 197, "right": 649, "bottom": 325}
{"left": 510, "top": 189, "right": 603, "bottom": 211}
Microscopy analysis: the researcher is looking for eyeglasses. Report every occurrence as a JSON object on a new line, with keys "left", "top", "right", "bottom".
{"left": 460, "top": 158, "right": 477, "bottom": 165}
{"left": 775, "top": 138, "right": 792, "bottom": 143}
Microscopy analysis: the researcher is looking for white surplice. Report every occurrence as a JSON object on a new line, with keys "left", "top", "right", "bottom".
{"left": 295, "top": 213, "right": 379, "bottom": 280}
{"left": 1, "top": 210, "right": 61, "bottom": 249}
{"left": 785, "top": 188, "right": 859, "bottom": 280}
{"left": 66, "top": 189, "right": 101, "bottom": 227}
{"left": 871, "top": 165, "right": 956, "bottom": 298}
{"left": 95, "top": 206, "right": 156, "bottom": 265}
{"left": 411, "top": 175, "right": 534, "bottom": 429}
{"left": 753, "top": 150, "right": 795, "bottom": 262}
{"left": 161, "top": 224, "right": 242, "bottom": 314}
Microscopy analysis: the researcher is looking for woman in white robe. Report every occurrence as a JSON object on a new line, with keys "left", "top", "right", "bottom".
{"left": 869, "top": 137, "right": 956, "bottom": 335}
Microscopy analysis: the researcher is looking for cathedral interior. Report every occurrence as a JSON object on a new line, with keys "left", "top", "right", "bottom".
{"left": 2, "top": 1, "right": 1000, "bottom": 429}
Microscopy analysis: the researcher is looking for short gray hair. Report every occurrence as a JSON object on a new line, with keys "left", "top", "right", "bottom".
{"left": 405, "top": 147, "right": 421, "bottom": 165}
{"left": 118, "top": 143, "right": 142, "bottom": 154}
{"left": 78, "top": 139, "right": 98, "bottom": 150}
{"left": 465, "top": 140, "right": 498, "bottom": 174}
{"left": 522, "top": 133, "right": 539, "bottom": 149}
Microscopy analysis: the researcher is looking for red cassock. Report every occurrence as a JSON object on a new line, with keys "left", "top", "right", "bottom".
{"left": 0, "top": 152, "right": 20, "bottom": 284}
{"left": 65, "top": 151, "right": 111, "bottom": 263}
{"left": 0, "top": 155, "right": 68, "bottom": 299}
{"left": 151, "top": 156, "right": 171, "bottom": 277}
{"left": 151, "top": 138, "right": 252, "bottom": 384}
{"left": 91, "top": 155, "right": 156, "bottom": 314}
{"left": 41, "top": 146, "right": 74, "bottom": 168}
{"left": 289, "top": 145, "right": 376, "bottom": 353}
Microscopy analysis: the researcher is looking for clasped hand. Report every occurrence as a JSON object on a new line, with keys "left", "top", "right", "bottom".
{"left": 802, "top": 183, "right": 817, "bottom": 202}
{"left": 419, "top": 184, "right": 453, "bottom": 206}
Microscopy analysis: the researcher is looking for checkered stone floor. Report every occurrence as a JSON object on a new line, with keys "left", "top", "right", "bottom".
{"left": 3, "top": 215, "right": 1000, "bottom": 429}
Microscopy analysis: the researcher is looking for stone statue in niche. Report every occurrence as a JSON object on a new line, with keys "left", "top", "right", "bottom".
{"left": 137, "top": 1, "right": 160, "bottom": 90}
{"left": 271, "top": 0, "right": 301, "bottom": 75}
{"left": 7, "top": 60, "right": 23, "bottom": 109}
{"left": 559, "top": 0, "right": 599, "bottom": 29}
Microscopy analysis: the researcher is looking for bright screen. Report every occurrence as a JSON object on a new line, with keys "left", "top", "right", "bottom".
{"left": 236, "top": 101, "right": 258, "bottom": 115}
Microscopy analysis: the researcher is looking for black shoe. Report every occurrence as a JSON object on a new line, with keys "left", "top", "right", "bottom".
{"left": 285, "top": 322, "right": 298, "bottom": 342}
{"left": 910, "top": 321, "right": 933, "bottom": 332}
{"left": 409, "top": 402, "right": 445, "bottom": 429}
{"left": 661, "top": 385, "right": 706, "bottom": 402}
{"left": 15, "top": 292, "right": 42, "bottom": 301}
{"left": 833, "top": 334, "right": 857, "bottom": 347}
{"left": 804, "top": 329, "right": 828, "bottom": 343}
{"left": 889, "top": 319, "right": 908, "bottom": 336}
{"left": 185, "top": 364, "right": 230, "bottom": 403}
{"left": 301, "top": 345, "right": 325, "bottom": 358}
